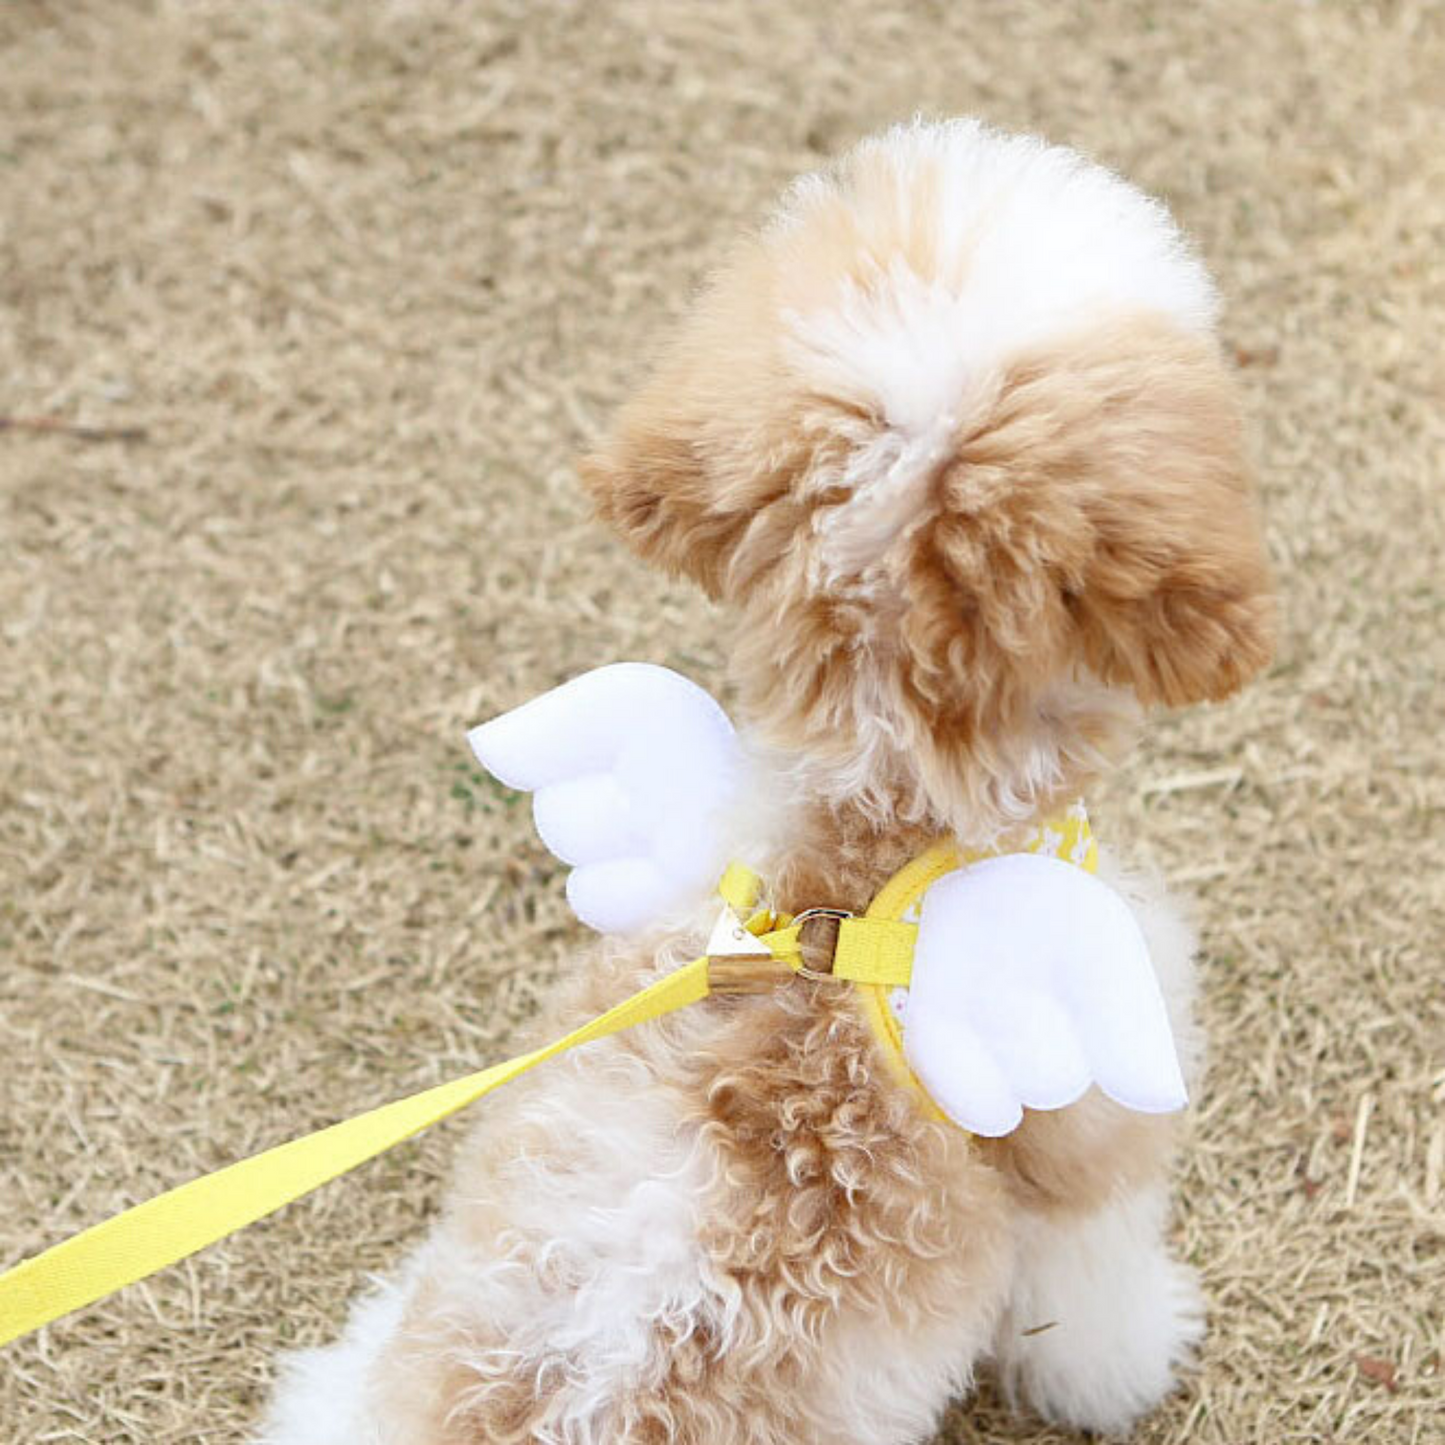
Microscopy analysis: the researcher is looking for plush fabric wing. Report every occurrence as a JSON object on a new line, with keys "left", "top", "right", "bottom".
{"left": 468, "top": 663, "right": 740, "bottom": 934}
{"left": 902, "top": 855, "right": 1187, "bottom": 1137}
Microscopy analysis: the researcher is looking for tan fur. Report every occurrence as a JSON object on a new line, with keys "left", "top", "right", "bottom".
{"left": 585, "top": 277, "right": 1272, "bottom": 841}
{"left": 353, "top": 127, "right": 1275, "bottom": 1441}
{"left": 371, "top": 833, "right": 1019, "bottom": 1443}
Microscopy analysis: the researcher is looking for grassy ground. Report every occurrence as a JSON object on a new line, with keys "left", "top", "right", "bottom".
{"left": 2, "top": 2, "right": 1441, "bottom": 1441}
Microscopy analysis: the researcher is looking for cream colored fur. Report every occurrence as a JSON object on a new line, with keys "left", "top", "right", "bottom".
{"left": 258, "top": 116, "right": 1270, "bottom": 1443}
{"left": 258, "top": 830, "right": 1204, "bottom": 1445}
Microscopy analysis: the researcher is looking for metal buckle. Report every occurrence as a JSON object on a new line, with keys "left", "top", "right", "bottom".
{"left": 705, "top": 903, "right": 790, "bottom": 995}
{"left": 705, "top": 902, "right": 856, "bottom": 994}
{"left": 791, "top": 907, "right": 853, "bottom": 981}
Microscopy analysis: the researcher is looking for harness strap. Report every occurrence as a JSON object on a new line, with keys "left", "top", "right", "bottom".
{"left": 833, "top": 918, "right": 918, "bottom": 985}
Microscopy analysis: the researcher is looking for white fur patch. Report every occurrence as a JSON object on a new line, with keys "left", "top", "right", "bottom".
{"left": 782, "top": 118, "right": 1218, "bottom": 410}
{"left": 256, "top": 1275, "right": 407, "bottom": 1445}
{"left": 777, "top": 119, "right": 1218, "bottom": 578}
{"left": 258, "top": 1038, "right": 733, "bottom": 1445}
{"left": 995, "top": 1185, "right": 1205, "bottom": 1434}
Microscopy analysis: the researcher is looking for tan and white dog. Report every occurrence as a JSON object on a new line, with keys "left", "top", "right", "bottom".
{"left": 259, "top": 118, "right": 1273, "bottom": 1444}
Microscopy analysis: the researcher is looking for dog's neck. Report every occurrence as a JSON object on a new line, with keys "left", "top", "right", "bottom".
{"left": 760, "top": 799, "right": 944, "bottom": 917}
{"left": 727, "top": 668, "right": 1137, "bottom": 905}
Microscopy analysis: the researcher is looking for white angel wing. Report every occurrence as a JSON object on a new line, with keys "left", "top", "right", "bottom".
{"left": 467, "top": 663, "right": 740, "bottom": 935}
{"left": 901, "top": 855, "right": 1187, "bottom": 1137}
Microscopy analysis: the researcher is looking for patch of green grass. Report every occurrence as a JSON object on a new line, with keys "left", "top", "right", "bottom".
{"left": 448, "top": 761, "right": 522, "bottom": 813}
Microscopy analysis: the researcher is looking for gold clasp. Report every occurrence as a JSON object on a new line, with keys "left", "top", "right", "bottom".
{"left": 705, "top": 952, "right": 797, "bottom": 995}
{"left": 704, "top": 902, "right": 854, "bottom": 994}
{"left": 705, "top": 901, "right": 788, "bottom": 995}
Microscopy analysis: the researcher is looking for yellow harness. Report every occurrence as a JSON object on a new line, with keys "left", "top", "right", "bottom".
{"left": 0, "top": 808, "right": 1095, "bottom": 1349}
{"left": 855, "top": 803, "right": 1098, "bottom": 1118}
{"left": 715, "top": 804, "right": 1098, "bottom": 1120}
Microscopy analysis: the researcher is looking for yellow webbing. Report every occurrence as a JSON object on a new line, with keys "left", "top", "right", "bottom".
{"left": 0, "top": 906, "right": 832, "bottom": 1350}
{"left": 0, "top": 812, "right": 1093, "bottom": 1349}
{"left": 830, "top": 918, "right": 917, "bottom": 986}
{"left": 853, "top": 842, "right": 963, "bottom": 1120}
{"left": 716, "top": 861, "right": 763, "bottom": 914}
{"left": 0, "top": 953, "right": 720, "bottom": 1347}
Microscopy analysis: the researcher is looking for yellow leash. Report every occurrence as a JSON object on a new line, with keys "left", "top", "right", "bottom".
{"left": 0, "top": 954, "right": 705, "bottom": 1348}
{"left": 0, "top": 808, "right": 1097, "bottom": 1351}
{"left": 0, "top": 892, "right": 909, "bottom": 1349}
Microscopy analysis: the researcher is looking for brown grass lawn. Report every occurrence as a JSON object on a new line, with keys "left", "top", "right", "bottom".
{"left": 2, "top": 2, "right": 1441, "bottom": 1440}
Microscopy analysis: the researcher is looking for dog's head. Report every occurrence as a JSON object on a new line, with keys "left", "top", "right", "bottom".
{"left": 582, "top": 120, "right": 1274, "bottom": 834}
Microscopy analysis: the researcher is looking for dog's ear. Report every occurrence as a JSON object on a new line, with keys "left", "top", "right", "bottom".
{"left": 578, "top": 251, "right": 785, "bottom": 602}
{"left": 970, "top": 317, "right": 1276, "bottom": 708}
{"left": 578, "top": 379, "right": 742, "bottom": 602}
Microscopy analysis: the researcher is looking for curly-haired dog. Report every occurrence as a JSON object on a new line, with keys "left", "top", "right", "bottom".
{"left": 260, "top": 118, "right": 1272, "bottom": 1444}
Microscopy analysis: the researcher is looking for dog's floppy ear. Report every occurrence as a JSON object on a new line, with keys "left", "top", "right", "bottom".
{"left": 979, "top": 316, "right": 1275, "bottom": 707}
{"left": 578, "top": 378, "right": 740, "bottom": 602}
{"left": 579, "top": 249, "right": 783, "bottom": 602}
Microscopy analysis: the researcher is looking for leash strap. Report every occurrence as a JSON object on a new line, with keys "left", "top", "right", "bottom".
{"left": 0, "top": 816, "right": 1099, "bottom": 1346}
{"left": 0, "top": 905, "right": 918, "bottom": 1349}
{"left": 0, "top": 952, "right": 719, "bottom": 1348}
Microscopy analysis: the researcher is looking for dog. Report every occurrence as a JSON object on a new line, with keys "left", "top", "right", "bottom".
{"left": 259, "top": 118, "right": 1273, "bottom": 1444}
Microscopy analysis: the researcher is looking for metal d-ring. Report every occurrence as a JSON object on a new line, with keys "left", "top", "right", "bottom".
{"left": 790, "top": 907, "right": 854, "bottom": 981}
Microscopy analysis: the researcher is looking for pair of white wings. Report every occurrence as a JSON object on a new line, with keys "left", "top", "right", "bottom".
{"left": 469, "top": 663, "right": 1186, "bottom": 1137}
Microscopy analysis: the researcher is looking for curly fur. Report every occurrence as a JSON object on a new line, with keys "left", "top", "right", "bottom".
{"left": 258, "top": 117, "right": 1272, "bottom": 1444}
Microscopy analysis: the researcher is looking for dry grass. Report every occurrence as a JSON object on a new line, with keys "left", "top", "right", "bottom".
{"left": 2, "top": 1, "right": 1442, "bottom": 1441}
